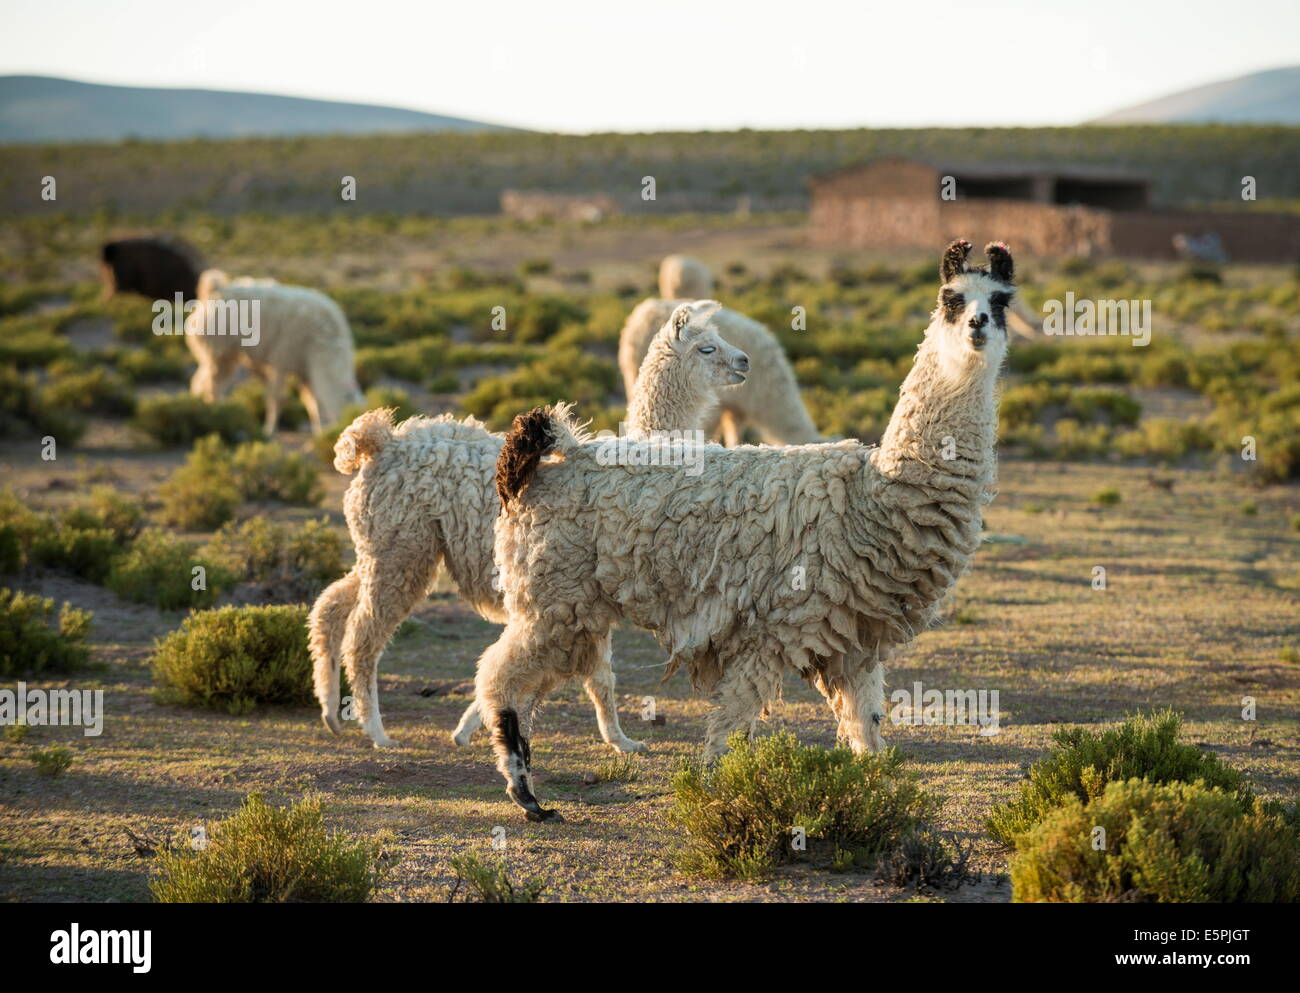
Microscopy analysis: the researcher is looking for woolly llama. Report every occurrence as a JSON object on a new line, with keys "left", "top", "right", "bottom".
{"left": 619, "top": 299, "right": 820, "bottom": 446}
{"left": 185, "top": 270, "right": 362, "bottom": 435}
{"left": 100, "top": 236, "right": 206, "bottom": 302}
{"left": 481, "top": 240, "right": 1014, "bottom": 820}
{"left": 307, "top": 301, "right": 747, "bottom": 750}
{"left": 658, "top": 254, "right": 714, "bottom": 299}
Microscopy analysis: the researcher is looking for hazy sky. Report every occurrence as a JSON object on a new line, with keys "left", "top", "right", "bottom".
{"left": 2, "top": 0, "right": 1297, "bottom": 131}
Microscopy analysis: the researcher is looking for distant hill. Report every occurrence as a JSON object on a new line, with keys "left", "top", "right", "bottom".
{"left": 0, "top": 75, "right": 520, "bottom": 143}
{"left": 1092, "top": 66, "right": 1300, "bottom": 124}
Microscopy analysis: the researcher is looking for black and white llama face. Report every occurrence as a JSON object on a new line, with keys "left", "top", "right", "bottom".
{"left": 931, "top": 240, "right": 1015, "bottom": 370}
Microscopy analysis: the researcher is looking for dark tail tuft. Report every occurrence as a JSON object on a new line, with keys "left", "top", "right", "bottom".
{"left": 496, "top": 407, "right": 557, "bottom": 509}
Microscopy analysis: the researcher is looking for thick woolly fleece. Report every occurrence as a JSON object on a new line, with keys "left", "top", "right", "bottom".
{"left": 657, "top": 254, "right": 714, "bottom": 299}
{"left": 185, "top": 270, "right": 362, "bottom": 434}
{"left": 481, "top": 268, "right": 1005, "bottom": 814}
{"left": 619, "top": 298, "right": 821, "bottom": 445}
{"left": 308, "top": 303, "right": 739, "bottom": 749}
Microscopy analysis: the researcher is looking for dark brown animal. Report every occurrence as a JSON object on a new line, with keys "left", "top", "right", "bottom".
{"left": 99, "top": 236, "right": 206, "bottom": 302}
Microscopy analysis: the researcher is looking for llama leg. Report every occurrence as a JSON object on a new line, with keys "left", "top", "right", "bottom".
{"left": 583, "top": 633, "right": 646, "bottom": 753}
{"left": 451, "top": 698, "right": 482, "bottom": 747}
{"left": 262, "top": 368, "right": 283, "bottom": 435}
{"left": 298, "top": 383, "right": 323, "bottom": 435}
{"left": 827, "top": 658, "right": 887, "bottom": 755}
{"left": 476, "top": 623, "right": 571, "bottom": 821}
{"left": 717, "top": 407, "right": 743, "bottom": 447}
{"left": 189, "top": 360, "right": 216, "bottom": 402}
{"left": 702, "top": 661, "right": 772, "bottom": 762}
{"left": 307, "top": 571, "right": 360, "bottom": 734}
{"left": 340, "top": 571, "right": 432, "bottom": 749}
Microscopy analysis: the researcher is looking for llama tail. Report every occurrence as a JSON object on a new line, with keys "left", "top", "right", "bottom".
{"left": 334, "top": 407, "right": 395, "bottom": 474}
{"left": 196, "top": 268, "right": 229, "bottom": 301}
{"left": 496, "top": 402, "right": 588, "bottom": 508}
{"left": 496, "top": 407, "right": 558, "bottom": 508}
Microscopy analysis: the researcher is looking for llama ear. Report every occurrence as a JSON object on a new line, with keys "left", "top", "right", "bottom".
{"left": 671, "top": 300, "right": 720, "bottom": 340}
{"left": 985, "top": 242, "right": 1014, "bottom": 284}
{"left": 941, "top": 240, "right": 973, "bottom": 283}
{"left": 669, "top": 303, "right": 695, "bottom": 339}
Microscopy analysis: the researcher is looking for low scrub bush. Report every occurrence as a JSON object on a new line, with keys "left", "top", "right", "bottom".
{"left": 230, "top": 441, "right": 321, "bottom": 505}
{"left": 0, "top": 367, "right": 87, "bottom": 445}
{"left": 876, "top": 827, "right": 980, "bottom": 892}
{"left": 132, "top": 394, "right": 262, "bottom": 447}
{"left": 1011, "top": 779, "right": 1300, "bottom": 902}
{"left": 150, "top": 604, "right": 313, "bottom": 713}
{"left": 106, "top": 528, "right": 233, "bottom": 610}
{"left": 448, "top": 853, "right": 546, "bottom": 903}
{"left": 987, "top": 710, "right": 1251, "bottom": 847}
{"left": 0, "top": 587, "right": 92, "bottom": 677}
{"left": 201, "top": 517, "right": 343, "bottom": 600}
{"left": 30, "top": 746, "right": 74, "bottom": 777}
{"left": 160, "top": 435, "right": 320, "bottom": 530}
{"left": 28, "top": 523, "right": 119, "bottom": 583}
{"left": 159, "top": 435, "right": 243, "bottom": 530}
{"left": 669, "top": 731, "right": 938, "bottom": 880}
{"left": 41, "top": 367, "right": 136, "bottom": 418}
{"left": 151, "top": 793, "right": 380, "bottom": 903}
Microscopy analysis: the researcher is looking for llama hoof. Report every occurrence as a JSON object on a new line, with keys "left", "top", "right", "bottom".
{"left": 523, "top": 806, "right": 564, "bottom": 823}
{"left": 321, "top": 712, "right": 342, "bottom": 735}
{"left": 508, "top": 785, "right": 561, "bottom": 822}
{"left": 371, "top": 735, "right": 399, "bottom": 749}
{"left": 613, "top": 738, "right": 648, "bottom": 754}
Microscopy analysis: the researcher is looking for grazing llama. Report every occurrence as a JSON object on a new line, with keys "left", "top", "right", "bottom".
{"left": 480, "top": 240, "right": 1013, "bottom": 820}
{"left": 185, "top": 270, "right": 362, "bottom": 435}
{"left": 308, "top": 301, "right": 747, "bottom": 749}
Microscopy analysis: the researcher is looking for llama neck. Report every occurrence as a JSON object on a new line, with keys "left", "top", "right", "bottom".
{"left": 867, "top": 332, "right": 1000, "bottom": 555}
{"left": 626, "top": 341, "right": 715, "bottom": 436}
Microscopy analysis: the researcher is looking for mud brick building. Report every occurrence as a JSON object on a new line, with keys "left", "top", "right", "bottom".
{"left": 809, "top": 158, "right": 1300, "bottom": 262}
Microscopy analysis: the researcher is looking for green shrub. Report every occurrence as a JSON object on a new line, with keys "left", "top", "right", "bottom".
{"left": 876, "top": 827, "right": 979, "bottom": 891}
{"left": 150, "top": 604, "right": 313, "bottom": 713}
{"left": 160, "top": 435, "right": 320, "bottom": 530}
{"left": 29, "top": 524, "right": 119, "bottom": 583}
{"left": 132, "top": 394, "right": 262, "bottom": 447}
{"left": 460, "top": 348, "right": 619, "bottom": 431}
{"left": 151, "top": 793, "right": 380, "bottom": 903}
{"left": 1011, "top": 779, "right": 1300, "bottom": 903}
{"left": 30, "top": 746, "right": 74, "bottom": 777}
{"left": 987, "top": 710, "right": 1251, "bottom": 846}
{"left": 0, "top": 587, "right": 92, "bottom": 676}
{"left": 668, "top": 731, "right": 938, "bottom": 880}
{"left": 201, "top": 517, "right": 343, "bottom": 600}
{"left": 73, "top": 487, "right": 146, "bottom": 544}
{"left": 41, "top": 367, "right": 136, "bottom": 418}
{"left": 106, "top": 528, "right": 233, "bottom": 610}
{"left": 449, "top": 853, "right": 546, "bottom": 903}
{"left": 159, "top": 435, "right": 243, "bottom": 530}
{"left": 1091, "top": 487, "right": 1121, "bottom": 507}
{"left": 230, "top": 441, "right": 321, "bottom": 505}
{"left": 0, "top": 367, "right": 87, "bottom": 444}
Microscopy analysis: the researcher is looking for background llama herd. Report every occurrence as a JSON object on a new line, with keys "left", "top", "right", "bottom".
{"left": 102, "top": 233, "right": 1014, "bottom": 821}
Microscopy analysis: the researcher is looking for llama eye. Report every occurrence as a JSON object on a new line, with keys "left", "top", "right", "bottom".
{"left": 941, "top": 291, "right": 965, "bottom": 322}
{"left": 699, "top": 346, "right": 715, "bottom": 354}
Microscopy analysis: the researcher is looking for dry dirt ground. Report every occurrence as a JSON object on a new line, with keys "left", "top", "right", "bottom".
{"left": 2, "top": 439, "right": 1297, "bottom": 902}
